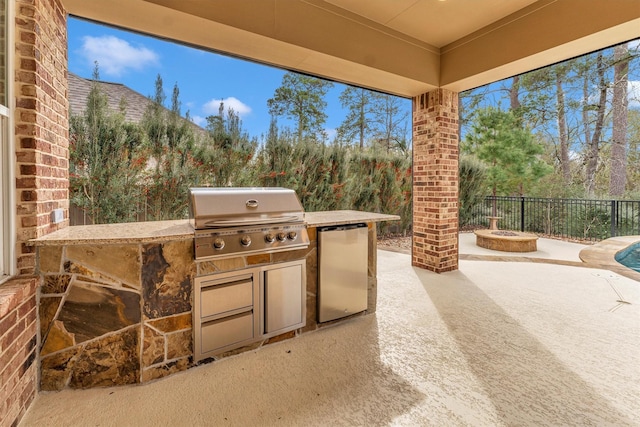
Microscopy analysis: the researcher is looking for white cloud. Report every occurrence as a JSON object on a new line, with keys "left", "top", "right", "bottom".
{"left": 325, "top": 128, "right": 337, "bottom": 141}
{"left": 191, "top": 115, "right": 207, "bottom": 127}
{"left": 79, "top": 35, "right": 159, "bottom": 77}
{"left": 203, "top": 97, "right": 251, "bottom": 116}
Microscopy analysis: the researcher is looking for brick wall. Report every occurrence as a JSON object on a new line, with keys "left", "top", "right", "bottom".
{"left": 0, "top": 0, "right": 69, "bottom": 425}
{"left": 0, "top": 277, "right": 38, "bottom": 427}
{"left": 412, "top": 89, "right": 459, "bottom": 273}
{"left": 14, "top": 0, "right": 69, "bottom": 276}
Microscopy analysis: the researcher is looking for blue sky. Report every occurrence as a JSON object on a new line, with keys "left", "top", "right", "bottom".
{"left": 67, "top": 17, "right": 639, "bottom": 146}
{"left": 67, "top": 17, "right": 412, "bottom": 141}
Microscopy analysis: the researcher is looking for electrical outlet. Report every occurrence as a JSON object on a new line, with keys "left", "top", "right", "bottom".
{"left": 51, "top": 208, "right": 64, "bottom": 224}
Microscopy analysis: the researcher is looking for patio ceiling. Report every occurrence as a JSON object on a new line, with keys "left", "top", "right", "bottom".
{"left": 62, "top": 0, "right": 640, "bottom": 97}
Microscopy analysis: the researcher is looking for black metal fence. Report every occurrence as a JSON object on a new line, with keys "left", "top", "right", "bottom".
{"left": 72, "top": 194, "right": 640, "bottom": 242}
{"left": 466, "top": 196, "right": 640, "bottom": 242}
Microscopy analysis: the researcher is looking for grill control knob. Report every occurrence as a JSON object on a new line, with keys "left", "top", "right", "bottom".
{"left": 240, "top": 235, "right": 252, "bottom": 247}
{"left": 287, "top": 231, "right": 297, "bottom": 241}
{"left": 213, "top": 238, "right": 225, "bottom": 250}
{"left": 276, "top": 232, "right": 287, "bottom": 242}
{"left": 265, "top": 233, "right": 276, "bottom": 243}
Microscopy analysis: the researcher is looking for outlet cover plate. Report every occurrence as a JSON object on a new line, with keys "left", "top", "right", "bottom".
{"left": 51, "top": 208, "right": 64, "bottom": 224}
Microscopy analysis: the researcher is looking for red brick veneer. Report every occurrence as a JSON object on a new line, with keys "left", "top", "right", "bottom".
{"left": 412, "top": 89, "right": 459, "bottom": 273}
{"left": 0, "top": 277, "right": 38, "bottom": 427}
{"left": 1, "top": 0, "right": 69, "bottom": 425}
{"left": 14, "top": 0, "right": 69, "bottom": 275}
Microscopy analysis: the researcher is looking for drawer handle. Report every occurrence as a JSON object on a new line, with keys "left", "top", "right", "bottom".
{"left": 202, "top": 309, "right": 252, "bottom": 325}
{"left": 202, "top": 278, "right": 253, "bottom": 290}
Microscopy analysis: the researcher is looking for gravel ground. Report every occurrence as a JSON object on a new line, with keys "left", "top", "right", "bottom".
{"left": 377, "top": 234, "right": 412, "bottom": 251}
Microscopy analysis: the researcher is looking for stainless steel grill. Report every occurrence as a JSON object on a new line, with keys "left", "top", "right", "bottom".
{"left": 189, "top": 187, "right": 310, "bottom": 260}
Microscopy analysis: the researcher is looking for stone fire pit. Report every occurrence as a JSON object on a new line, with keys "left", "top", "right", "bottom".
{"left": 474, "top": 229, "right": 538, "bottom": 252}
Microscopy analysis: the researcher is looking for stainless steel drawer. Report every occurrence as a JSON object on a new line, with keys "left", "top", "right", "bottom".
{"left": 200, "top": 277, "right": 253, "bottom": 319}
{"left": 200, "top": 311, "right": 254, "bottom": 354}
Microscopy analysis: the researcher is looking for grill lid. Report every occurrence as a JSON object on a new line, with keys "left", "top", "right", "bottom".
{"left": 189, "top": 187, "right": 305, "bottom": 229}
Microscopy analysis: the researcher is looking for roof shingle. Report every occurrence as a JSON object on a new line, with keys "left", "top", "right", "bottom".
{"left": 68, "top": 72, "right": 206, "bottom": 134}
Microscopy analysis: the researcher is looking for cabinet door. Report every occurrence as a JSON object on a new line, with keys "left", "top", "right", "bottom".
{"left": 264, "top": 262, "right": 304, "bottom": 334}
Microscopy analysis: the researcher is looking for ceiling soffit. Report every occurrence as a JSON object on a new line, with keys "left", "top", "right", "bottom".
{"left": 62, "top": 0, "right": 640, "bottom": 97}
{"left": 322, "top": 0, "right": 540, "bottom": 48}
{"left": 440, "top": 0, "right": 640, "bottom": 91}
{"left": 140, "top": 0, "right": 442, "bottom": 93}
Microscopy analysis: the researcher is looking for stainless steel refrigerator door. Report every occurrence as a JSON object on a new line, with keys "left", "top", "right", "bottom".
{"left": 318, "top": 224, "right": 368, "bottom": 322}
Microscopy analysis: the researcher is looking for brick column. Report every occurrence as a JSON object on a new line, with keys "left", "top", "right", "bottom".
{"left": 14, "top": 0, "right": 69, "bottom": 275}
{"left": 412, "top": 89, "right": 459, "bottom": 273}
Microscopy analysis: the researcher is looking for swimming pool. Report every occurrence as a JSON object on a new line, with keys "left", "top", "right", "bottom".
{"left": 615, "top": 242, "right": 640, "bottom": 273}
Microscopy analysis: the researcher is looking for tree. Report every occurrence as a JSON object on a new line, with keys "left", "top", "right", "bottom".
{"left": 627, "top": 110, "right": 640, "bottom": 197}
{"left": 509, "top": 75, "right": 521, "bottom": 113}
{"left": 140, "top": 76, "right": 202, "bottom": 220}
{"left": 462, "top": 40, "right": 640, "bottom": 198}
{"left": 336, "top": 86, "right": 375, "bottom": 149}
{"left": 196, "top": 102, "right": 258, "bottom": 186}
{"left": 267, "top": 72, "right": 333, "bottom": 142}
{"left": 458, "top": 155, "right": 488, "bottom": 227}
{"left": 142, "top": 74, "right": 168, "bottom": 174}
{"left": 345, "top": 150, "right": 409, "bottom": 230}
{"left": 371, "top": 93, "right": 410, "bottom": 153}
{"left": 609, "top": 42, "right": 630, "bottom": 196}
{"left": 253, "top": 131, "right": 350, "bottom": 211}
{"left": 463, "top": 107, "right": 551, "bottom": 217}
{"left": 553, "top": 65, "right": 572, "bottom": 184}
{"left": 510, "top": 62, "right": 576, "bottom": 187}
{"left": 69, "top": 63, "right": 146, "bottom": 223}
{"left": 582, "top": 52, "right": 608, "bottom": 197}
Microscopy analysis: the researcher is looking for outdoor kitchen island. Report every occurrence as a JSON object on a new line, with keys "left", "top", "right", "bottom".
{"left": 31, "top": 210, "right": 399, "bottom": 391}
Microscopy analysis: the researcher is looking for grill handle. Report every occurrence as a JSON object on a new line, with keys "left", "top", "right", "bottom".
{"left": 202, "top": 215, "right": 300, "bottom": 228}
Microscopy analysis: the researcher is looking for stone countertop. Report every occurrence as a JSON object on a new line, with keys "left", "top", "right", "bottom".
{"left": 31, "top": 211, "right": 400, "bottom": 246}
{"left": 30, "top": 219, "right": 194, "bottom": 246}
{"left": 304, "top": 210, "right": 400, "bottom": 227}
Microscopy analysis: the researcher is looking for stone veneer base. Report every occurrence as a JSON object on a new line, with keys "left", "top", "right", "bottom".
{"left": 34, "top": 222, "right": 379, "bottom": 390}
{"left": 474, "top": 229, "right": 538, "bottom": 253}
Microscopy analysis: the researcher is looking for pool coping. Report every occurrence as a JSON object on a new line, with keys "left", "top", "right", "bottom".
{"left": 578, "top": 236, "right": 640, "bottom": 282}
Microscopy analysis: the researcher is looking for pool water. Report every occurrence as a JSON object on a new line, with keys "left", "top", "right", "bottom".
{"left": 615, "top": 242, "right": 640, "bottom": 273}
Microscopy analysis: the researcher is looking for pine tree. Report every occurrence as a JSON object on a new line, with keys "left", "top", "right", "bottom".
{"left": 267, "top": 72, "right": 333, "bottom": 142}
{"left": 464, "top": 107, "right": 551, "bottom": 216}
{"left": 336, "top": 86, "right": 375, "bottom": 149}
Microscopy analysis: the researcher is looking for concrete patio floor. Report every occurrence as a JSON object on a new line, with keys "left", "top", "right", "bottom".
{"left": 20, "top": 236, "right": 640, "bottom": 426}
